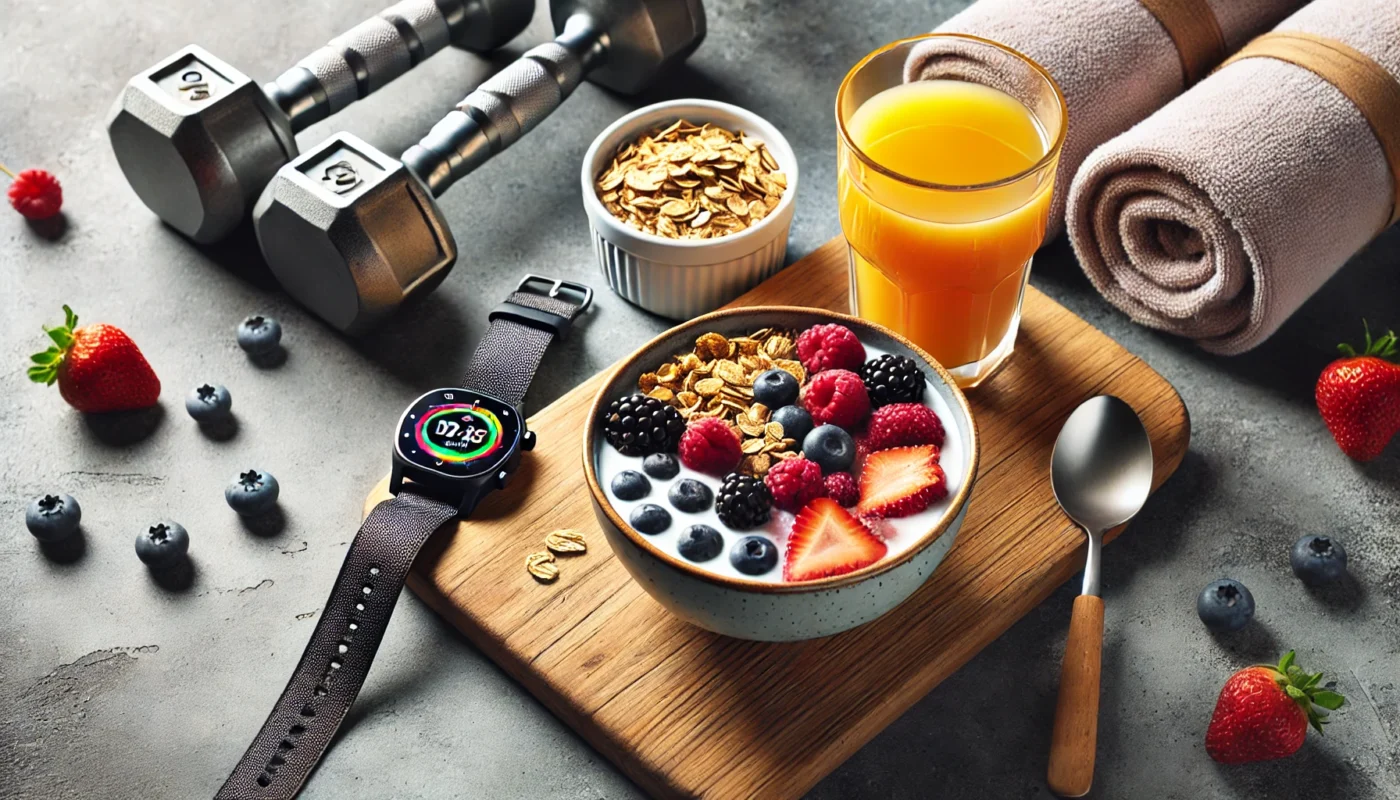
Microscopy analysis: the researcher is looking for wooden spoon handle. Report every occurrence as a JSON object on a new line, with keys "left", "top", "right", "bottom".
{"left": 1047, "top": 594, "right": 1104, "bottom": 797}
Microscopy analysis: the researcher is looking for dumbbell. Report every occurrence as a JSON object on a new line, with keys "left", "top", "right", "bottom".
{"left": 252, "top": 0, "right": 706, "bottom": 334}
{"left": 107, "top": 0, "right": 533, "bottom": 244}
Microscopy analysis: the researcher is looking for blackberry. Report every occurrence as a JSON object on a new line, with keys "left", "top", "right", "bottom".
{"left": 715, "top": 472, "right": 772, "bottom": 530}
{"left": 859, "top": 354, "right": 925, "bottom": 407}
{"left": 601, "top": 393, "right": 685, "bottom": 456}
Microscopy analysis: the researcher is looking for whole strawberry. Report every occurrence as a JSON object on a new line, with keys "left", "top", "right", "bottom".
{"left": 1316, "top": 322, "right": 1400, "bottom": 461}
{"left": 28, "top": 305, "right": 161, "bottom": 413}
{"left": 1205, "top": 651, "right": 1344, "bottom": 765}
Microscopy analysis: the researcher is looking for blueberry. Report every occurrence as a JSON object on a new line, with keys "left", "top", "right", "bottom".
{"left": 668, "top": 478, "right": 714, "bottom": 513}
{"left": 753, "top": 369, "right": 800, "bottom": 409}
{"left": 610, "top": 470, "right": 651, "bottom": 501}
{"left": 1197, "top": 579, "right": 1255, "bottom": 632}
{"left": 730, "top": 535, "right": 778, "bottom": 576}
{"left": 772, "top": 405, "right": 814, "bottom": 444}
{"left": 25, "top": 493, "right": 81, "bottom": 542}
{"left": 630, "top": 504, "right": 671, "bottom": 535}
{"left": 677, "top": 524, "right": 724, "bottom": 562}
{"left": 803, "top": 424, "right": 856, "bottom": 474}
{"left": 136, "top": 521, "right": 189, "bottom": 567}
{"left": 225, "top": 469, "right": 280, "bottom": 516}
{"left": 1291, "top": 535, "right": 1348, "bottom": 585}
{"left": 185, "top": 383, "right": 232, "bottom": 422}
{"left": 642, "top": 453, "right": 681, "bottom": 480}
{"left": 237, "top": 315, "right": 283, "bottom": 355}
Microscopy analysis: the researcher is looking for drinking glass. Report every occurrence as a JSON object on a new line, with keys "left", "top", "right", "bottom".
{"left": 836, "top": 34, "right": 1066, "bottom": 387}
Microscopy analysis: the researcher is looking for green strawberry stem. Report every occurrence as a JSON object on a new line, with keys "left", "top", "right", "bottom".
{"left": 1262, "top": 650, "right": 1345, "bottom": 735}
{"left": 27, "top": 305, "right": 79, "bottom": 386}
{"left": 1337, "top": 320, "right": 1398, "bottom": 359}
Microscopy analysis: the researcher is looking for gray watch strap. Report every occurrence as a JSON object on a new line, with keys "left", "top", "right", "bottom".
{"left": 460, "top": 288, "right": 588, "bottom": 408}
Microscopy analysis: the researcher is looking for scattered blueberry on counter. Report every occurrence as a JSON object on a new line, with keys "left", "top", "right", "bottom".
{"left": 772, "top": 404, "right": 813, "bottom": 443}
{"left": 668, "top": 478, "right": 714, "bottom": 513}
{"left": 185, "top": 383, "right": 232, "bottom": 422}
{"left": 642, "top": 452, "right": 680, "bottom": 480}
{"left": 1197, "top": 579, "right": 1255, "bottom": 632}
{"left": 136, "top": 521, "right": 189, "bottom": 567}
{"left": 803, "top": 424, "right": 855, "bottom": 474}
{"left": 731, "top": 536, "right": 778, "bottom": 576}
{"left": 225, "top": 469, "right": 279, "bottom": 517}
{"left": 677, "top": 524, "right": 724, "bottom": 562}
{"left": 753, "top": 368, "right": 800, "bottom": 408}
{"left": 611, "top": 470, "right": 651, "bottom": 501}
{"left": 630, "top": 504, "right": 671, "bottom": 535}
{"left": 237, "top": 315, "right": 282, "bottom": 355}
{"left": 25, "top": 493, "right": 81, "bottom": 541}
{"left": 1290, "top": 535, "right": 1348, "bottom": 585}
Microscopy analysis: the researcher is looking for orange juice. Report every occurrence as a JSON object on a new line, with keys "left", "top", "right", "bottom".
{"left": 838, "top": 78, "right": 1056, "bottom": 378}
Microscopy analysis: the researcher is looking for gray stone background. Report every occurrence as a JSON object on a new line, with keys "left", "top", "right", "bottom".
{"left": 2, "top": 0, "right": 1397, "bottom": 797}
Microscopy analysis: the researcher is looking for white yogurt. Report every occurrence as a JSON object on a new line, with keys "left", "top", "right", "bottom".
{"left": 596, "top": 340, "right": 966, "bottom": 583}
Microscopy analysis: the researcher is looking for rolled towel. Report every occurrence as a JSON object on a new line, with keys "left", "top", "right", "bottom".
{"left": 1067, "top": 0, "right": 1400, "bottom": 354}
{"left": 906, "top": 0, "right": 1304, "bottom": 239}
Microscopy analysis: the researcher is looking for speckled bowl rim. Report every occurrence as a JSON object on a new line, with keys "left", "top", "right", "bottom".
{"left": 582, "top": 306, "right": 980, "bottom": 594}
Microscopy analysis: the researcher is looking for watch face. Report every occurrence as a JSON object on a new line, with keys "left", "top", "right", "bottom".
{"left": 395, "top": 389, "right": 521, "bottom": 478}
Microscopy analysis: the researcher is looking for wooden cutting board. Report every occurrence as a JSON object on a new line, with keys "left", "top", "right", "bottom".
{"left": 365, "top": 237, "right": 1190, "bottom": 799}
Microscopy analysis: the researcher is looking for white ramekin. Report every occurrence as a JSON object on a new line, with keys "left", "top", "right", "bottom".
{"left": 580, "top": 99, "right": 799, "bottom": 320}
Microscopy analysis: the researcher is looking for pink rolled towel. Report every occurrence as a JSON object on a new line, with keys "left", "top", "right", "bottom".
{"left": 906, "top": 0, "right": 1304, "bottom": 239}
{"left": 1067, "top": 0, "right": 1400, "bottom": 354}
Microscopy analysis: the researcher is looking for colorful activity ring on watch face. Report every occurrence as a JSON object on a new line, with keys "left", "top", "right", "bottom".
{"left": 395, "top": 389, "right": 521, "bottom": 478}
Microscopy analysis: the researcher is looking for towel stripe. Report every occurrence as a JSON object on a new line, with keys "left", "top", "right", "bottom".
{"left": 1220, "top": 31, "right": 1400, "bottom": 229}
{"left": 1138, "top": 0, "right": 1227, "bottom": 86}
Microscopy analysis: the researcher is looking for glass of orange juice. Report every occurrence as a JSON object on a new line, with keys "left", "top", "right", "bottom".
{"left": 836, "top": 34, "right": 1066, "bottom": 387}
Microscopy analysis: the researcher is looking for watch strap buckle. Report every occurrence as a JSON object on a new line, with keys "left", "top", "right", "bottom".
{"left": 516, "top": 273, "right": 593, "bottom": 312}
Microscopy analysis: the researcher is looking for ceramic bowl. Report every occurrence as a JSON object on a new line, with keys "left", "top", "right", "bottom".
{"left": 580, "top": 100, "right": 799, "bottom": 319}
{"left": 583, "top": 307, "right": 979, "bottom": 641}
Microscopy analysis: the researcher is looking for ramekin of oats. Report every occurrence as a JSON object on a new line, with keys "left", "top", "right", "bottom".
{"left": 581, "top": 100, "right": 799, "bottom": 319}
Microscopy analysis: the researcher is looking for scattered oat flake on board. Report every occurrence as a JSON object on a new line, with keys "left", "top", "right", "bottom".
{"left": 526, "top": 551, "right": 559, "bottom": 582}
{"left": 594, "top": 120, "right": 786, "bottom": 240}
{"left": 545, "top": 529, "right": 588, "bottom": 554}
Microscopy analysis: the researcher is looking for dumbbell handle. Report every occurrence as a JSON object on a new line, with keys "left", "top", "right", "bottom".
{"left": 403, "top": 13, "right": 607, "bottom": 196}
{"left": 266, "top": 0, "right": 468, "bottom": 132}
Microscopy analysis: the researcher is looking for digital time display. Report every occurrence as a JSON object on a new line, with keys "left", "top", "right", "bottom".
{"left": 395, "top": 388, "right": 521, "bottom": 478}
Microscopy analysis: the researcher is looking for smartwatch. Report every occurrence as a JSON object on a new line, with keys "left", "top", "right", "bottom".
{"left": 216, "top": 275, "right": 591, "bottom": 799}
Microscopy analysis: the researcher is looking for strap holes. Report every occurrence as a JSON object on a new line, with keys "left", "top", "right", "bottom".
{"left": 362, "top": 585, "right": 373, "bottom": 595}
{"left": 278, "top": 739, "right": 295, "bottom": 750}
{"left": 314, "top": 685, "right": 328, "bottom": 697}
{"left": 348, "top": 622, "right": 359, "bottom": 631}
{"left": 257, "top": 775, "right": 271, "bottom": 787}
{"left": 268, "top": 754, "right": 286, "bottom": 768}
{"left": 355, "top": 603, "right": 365, "bottom": 612}
{"left": 337, "top": 643, "right": 348, "bottom": 654}
{"left": 289, "top": 725, "right": 306, "bottom": 737}
{"left": 300, "top": 704, "right": 316, "bottom": 718}
{"left": 330, "top": 659, "right": 342, "bottom": 670}
{"left": 368, "top": 566, "right": 380, "bottom": 576}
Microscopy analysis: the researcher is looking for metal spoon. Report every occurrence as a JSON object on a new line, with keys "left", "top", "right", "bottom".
{"left": 1046, "top": 396, "right": 1154, "bottom": 798}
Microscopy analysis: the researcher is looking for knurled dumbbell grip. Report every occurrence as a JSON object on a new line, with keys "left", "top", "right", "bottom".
{"left": 268, "top": 0, "right": 461, "bottom": 131}
{"left": 404, "top": 34, "right": 595, "bottom": 196}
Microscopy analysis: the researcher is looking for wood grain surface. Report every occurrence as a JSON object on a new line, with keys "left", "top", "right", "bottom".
{"left": 365, "top": 238, "right": 1191, "bottom": 800}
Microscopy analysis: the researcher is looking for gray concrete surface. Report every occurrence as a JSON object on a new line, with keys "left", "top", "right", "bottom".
{"left": 2, "top": 0, "right": 1397, "bottom": 797}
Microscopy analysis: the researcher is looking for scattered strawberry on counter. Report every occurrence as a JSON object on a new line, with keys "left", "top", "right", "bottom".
{"left": 1205, "top": 651, "right": 1344, "bottom": 764}
{"left": 2, "top": 163, "right": 63, "bottom": 220}
{"left": 1316, "top": 321, "right": 1400, "bottom": 461}
{"left": 27, "top": 305, "right": 161, "bottom": 413}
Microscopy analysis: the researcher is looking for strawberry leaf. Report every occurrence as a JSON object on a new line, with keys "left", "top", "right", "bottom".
{"left": 27, "top": 365, "right": 50, "bottom": 382}
{"left": 1312, "top": 690, "right": 1345, "bottom": 710}
{"left": 1278, "top": 650, "right": 1296, "bottom": 673}
{"left": 63, "top": 304, "right": 77, "bottom": 330}
{"left": 29, "top": 350, "right": 59, "bottom": 365}
{"left": 45, "top": 327, "right": 72, "bottom": 349}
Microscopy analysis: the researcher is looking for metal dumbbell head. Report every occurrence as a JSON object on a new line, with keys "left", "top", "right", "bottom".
{"left": 108, "top": 0, "right": 533, "bottom": 244}
{"left": 252, "top": 133, "right": 455, "bottom": 335}
{"left": 108, "top": 46, "right": 296, "bottom": 243}
{"left": 551, "top": 0, "right": 706, "bottom": 94}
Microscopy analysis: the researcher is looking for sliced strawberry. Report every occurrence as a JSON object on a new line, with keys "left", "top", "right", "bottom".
{"left": 856, "top": 445, "right": 947, "bottom": 518}
{"left": 783, "top": 497, "right": 887, "bottom": 581}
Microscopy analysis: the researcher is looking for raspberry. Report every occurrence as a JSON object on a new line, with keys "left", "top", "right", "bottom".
{"left": 6, "top": 168, "right": 62, "bottom": 220}
{"left": 800, "top": 368, "right": 870, "bottom": 429}
{"left": 823, "top": 471, "right": 859, "bottom": 507}
{"left": 865, "top": 403, "right": 946, "bottom": 452}
{"left": 796, "top": 324, "right": 866, "bottom": 374}
{"left": 764, "top": 456, "right": 824, "bottom": 513}
{"left": 678, "top": 417, "right": 742, "bottom": 475}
